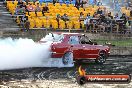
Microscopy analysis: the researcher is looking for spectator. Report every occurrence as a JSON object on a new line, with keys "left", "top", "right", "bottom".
{"left": 42, "top": 5, "right": 49, "bottom": 16}
{"left": 20, "top": 14, "right": 29, "bottom": 31}
{"left": 97, "top": 0, "right": 102, "bottom": 6}
{"left": 130, "top": 8, "right": 132, "bottom": 17}
{"left": 114, "top": 13, "right": 120, "bottom": 19}
{"left": 56, "top": 14, "right": 61, "bottom": 28}
{"left": 104, "top": 13, "right": 112, "bottom": 33}
{"left": 97, "top": 7, "right": 103, "bottom": 14}
{"left": 15, "top": 5, "right": 21, "bottom": 15}
{"left": 22, "top": 2, "right": 27, "bottom": 10}
{"left": 93, "top": 12, "right": 98, "bottom": 18}
{"left": 53, "top": 0, "right": 57, "bottom": 5}
{"left": 81, "top": 0, "right": 84, "bottom": 8}
{"left": 75, "top": 0, "right": 80, "bottom": 9}
{"left": 18, "top": 0, "right": 24, "bottom": 7}
{"left": 102, "top": 7, "right": 107, "bottom": 15}
{"left": 86, "top": 13, "right": 92, "bottom": 19}
{"left": 108, "top": 12, "right": 113, "bottom": 19}
{"left": 27, "top": 3, "right": 35, "bottom": 12}
{"left": 25, "top": 0, "right": 29, "bottom": 5}
{"left": 98, "top": 14, "right": 106, "bottom": 32}
{"left": 99, "top": 14, "right": 105, "bottom": 23}
{"left": 84, "top": 15, "right": 90, "bottom": 32}
{"left": 15, "top": 6, "right": 25, "bottom": 15}
{"left": 120, "top": 13, "right": 127, "bottom": 24}
{"left": 61, "top": 13, "right": 69, "bottom": 22}
{"left": 93, "top": 0, "right": 97, "bottom": 5}
{"left": 61, "top": 13, "right": 69, "bottom": 28}
{"left": 32, "top": 0, "right": 37, "bottom": 4}
{"left": 79, "top": 12, "right": 84, "bottom": 21}
{"left": 35, "top": 3, "right": 41, "bottom": 12}
{"left": 81, "top": 0, "right": 88, "bottom": 8}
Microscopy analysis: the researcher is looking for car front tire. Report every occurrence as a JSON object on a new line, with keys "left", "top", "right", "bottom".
{"left": 62, "top": 52, "right": 73, "bottom": 65}
{"left": 95, "top": 51, "right": 107, "bottom": 64}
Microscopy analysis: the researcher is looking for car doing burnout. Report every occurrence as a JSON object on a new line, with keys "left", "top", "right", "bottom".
{"left": 40, "top": 32, "right": 110, "bottom": 65}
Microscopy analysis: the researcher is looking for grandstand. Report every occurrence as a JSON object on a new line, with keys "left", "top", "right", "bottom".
{"left": 4, "top": 0, "right": 132, "bottom": 34}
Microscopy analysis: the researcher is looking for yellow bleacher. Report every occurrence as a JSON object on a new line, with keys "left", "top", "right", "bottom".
{"left": 6, "top": 1, "right": 105, "bottom": 29}
{"left": 121, "top": 7, "right": 130, "bottom": 17}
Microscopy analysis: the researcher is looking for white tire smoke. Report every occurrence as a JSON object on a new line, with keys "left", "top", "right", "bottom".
{"left": 0, "top": 36, "right": 74, "bottom": 70}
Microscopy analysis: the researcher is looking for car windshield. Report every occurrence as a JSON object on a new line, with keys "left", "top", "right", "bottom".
{"left": 41, "top": 33, "right": 64, "bottom": 42}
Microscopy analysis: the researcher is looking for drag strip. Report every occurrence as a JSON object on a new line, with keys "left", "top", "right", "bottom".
{"left": 0, "top": 56, "right": 132, "bottom": 83}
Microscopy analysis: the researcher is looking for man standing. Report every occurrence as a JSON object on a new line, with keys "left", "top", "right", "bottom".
{"left": 20, "top": 14, "right": 29, "bottom": 31}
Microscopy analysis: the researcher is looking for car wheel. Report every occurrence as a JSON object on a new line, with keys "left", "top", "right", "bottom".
{"left": 95, "top": 51, "right": 106, "bottom": 64}
{"left": 62, "top": 52, "right": 73, "bottom": 65}
{"left": 76, "top": 76, "right": 86, "bottom": 85}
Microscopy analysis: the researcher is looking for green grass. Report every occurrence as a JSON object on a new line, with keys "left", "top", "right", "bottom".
{"left": 94, "top": 39, "right": 132, "bottom": 47}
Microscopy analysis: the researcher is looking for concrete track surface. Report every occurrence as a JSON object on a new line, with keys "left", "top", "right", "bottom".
{"left": 0, "top": 56, "right": 132, "bottom": 88}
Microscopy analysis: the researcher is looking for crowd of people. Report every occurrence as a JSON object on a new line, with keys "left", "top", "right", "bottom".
{"left": 10, "top": 0, "right": 132, "bottom": 33}
{"left": 80, "top": 7, "right": 131, "bottom": 33}
{"left": 14, "top": 0, "right": 50, "bottom": 31}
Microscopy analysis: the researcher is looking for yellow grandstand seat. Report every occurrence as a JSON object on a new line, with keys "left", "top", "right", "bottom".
{"left": 13, "top": 1, "right": 18, "bottom": 7}
{"left": 67, "top": 21, "right": 73, "bottom": 29}
{"left": 126, "top": 10, "right": 130, "bottom": 17}
{"left": 29, "top": 12, "right": 36, "bottom": 17}
{"left": 80, "top": 21, "right": 84, "bottom": 29}
{"left": 6, "top": 1, "right": 13, "bottom": 9}
{"left": 55, "top": 3, "right": 61, "bottom": 6}
{"left": 59, "top": 20, "right": 65, "bottom": 29}
{"left": 41, "top": 3, "right": 46, "bottom": 6}
{"left": 51, "top": 12, "right": 56, "bottom": 16}
{"left": 35, "top": 18, "right": 43, "bottom": 28}
{"left": 79, "top": 8, "right": 84, "bottom": 12}
{"left": 48, "top": 5, "right": 55, "bottom": 9}
{"left": 44, "top": 13, "right": 51, "bottom": 16}
{"left": 16, "top": 16, "right": 20, "bottom": 24}
{"left": 55, "top": 9, "right": 60, "bottom": 13}
{"left": 68, "top": 4, "right": 74, "bottom": 7}
{"left": 73, "top": 21, "right": 80, "bottom": 29}
{"left": 62, "top": 3, "right": 67, "bottom": 7}
{"left": 48, "top": 3, "right": 54, "bottom": 6}
{"left": 42, "top": 19, "right": 50, "bottom": 28}
{"left": 51, "top": 20, "right": 58, "bottom": 29}
{"left": 37, "top": 12, "right": 43, "bottom": 16}
{"left": 71, "top": 7, "right": 78, "bottom": 11}
{"left": 70, "top": 17, "right": 79, "bottom": 21}
{"left": 29, "top": 18, "right": 35, "bottom": 28}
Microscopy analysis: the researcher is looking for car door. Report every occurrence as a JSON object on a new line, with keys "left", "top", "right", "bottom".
{"left": 81, "top": 44, "right": 99, "bottom": 59}
{"left": 68, "top": 35, "right": 84, "bottom": 59}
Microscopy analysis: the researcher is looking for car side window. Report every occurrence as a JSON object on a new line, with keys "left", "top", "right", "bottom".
{"left": 69, "top": 36, "right": 79, "bottom": 45}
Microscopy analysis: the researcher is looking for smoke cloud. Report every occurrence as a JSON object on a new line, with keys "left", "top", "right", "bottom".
{"left": 0, "top": 37, "right": 51, "bottom": 70}
{"left": 0, "top": 33, "right": 74, "bottom": 70}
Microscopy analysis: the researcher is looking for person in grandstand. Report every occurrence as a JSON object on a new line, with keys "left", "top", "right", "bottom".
{"left": 17, "top": 0, "right": 24, "bottom": 7}
{"left": 27, "top": 3, "right": 35, "bottom": 12}
{"left": 20, "top": 14, "right": 29, "bottom": 31}
{"left": 35, "top": 3, "right": 41, "bottom": 12}
{"left": 42, "top": 5, "right": 49, "bottom": 16}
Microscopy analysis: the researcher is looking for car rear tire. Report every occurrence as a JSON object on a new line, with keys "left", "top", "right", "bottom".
{"left": 95, "top": 51, "right": 106, "bottom": 64}
{"left": 76, "top": 76, "right": 86, "bottom": 85}
{"left": 62, "top": 52, "right": 73, "bottom": 65}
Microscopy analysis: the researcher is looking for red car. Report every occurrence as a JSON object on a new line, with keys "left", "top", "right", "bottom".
{"left": 40, "top": 32, "right": 110, "bottom": 65}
